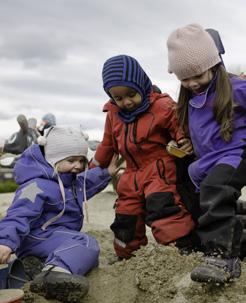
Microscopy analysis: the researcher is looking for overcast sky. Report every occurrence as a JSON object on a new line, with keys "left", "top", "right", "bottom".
{"left": 0, "top": 0, "right": 246, "bottom": 142}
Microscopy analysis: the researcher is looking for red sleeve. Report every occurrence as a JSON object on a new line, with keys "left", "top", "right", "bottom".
{"left": 93, "top": 113, "right": 117, "bottom": 168}
{"left": 159, "top": 95, "right": 185, "bottom": 141}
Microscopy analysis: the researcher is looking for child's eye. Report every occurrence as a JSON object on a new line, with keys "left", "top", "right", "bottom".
{"left": 128, "top": 92, "right": 136, "bottom": 98}
{"left": 114, "top": 97, "right": 122, "bottom": 102}
{"left": 194, "top": 73, "right": 205, "bottom": 79}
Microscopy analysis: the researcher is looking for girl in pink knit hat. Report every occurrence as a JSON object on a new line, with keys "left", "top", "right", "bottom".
{"left": 167, "top": 23, "right": 246, "bottom": 284}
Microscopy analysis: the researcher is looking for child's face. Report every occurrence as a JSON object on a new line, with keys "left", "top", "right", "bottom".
{"left": 56, "top": 156, "right": 86, "bottom": 173}
{"left": 180, "top": 69, "right": 214, "bottom": 95}
{"left": 109, "top": 86, "right": 142, "bottom": 111}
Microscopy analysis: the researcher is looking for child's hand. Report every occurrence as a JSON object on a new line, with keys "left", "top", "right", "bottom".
{"left": 107, "top": 154, "right": 121, "bottom": 177}
{"left": 0, "top": 245, "right": 12, "bottom": 264}
{"left": 177, "top": 138, "right": 193, "bottom": 155}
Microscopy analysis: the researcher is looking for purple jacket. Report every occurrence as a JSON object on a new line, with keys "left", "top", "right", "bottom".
{"left": 0, "top": 144, "right": 111, "bottom": 251}
{"left": 188, "top": 76, "right": 246, "bottom": 189}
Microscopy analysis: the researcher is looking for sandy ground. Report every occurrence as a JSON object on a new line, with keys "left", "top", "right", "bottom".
{"left": 0, "top": 186, "right": 246, "bottom": 303}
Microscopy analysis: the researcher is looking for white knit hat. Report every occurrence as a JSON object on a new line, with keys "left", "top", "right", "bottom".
{"left": 167, "top": 23, "right": 221, "bottom": 80}
{"left": 38, "top": 126, "right": 88, "bottom": 167}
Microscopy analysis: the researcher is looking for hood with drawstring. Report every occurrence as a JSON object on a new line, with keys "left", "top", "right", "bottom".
{"left": 0, "top": 143, "right": 111, "bottom": 253}
{"left": 14, "top": 143, "right": 61, "bottom": 184}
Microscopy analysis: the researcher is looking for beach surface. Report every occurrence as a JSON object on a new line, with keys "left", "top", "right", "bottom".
{"left": 0, "top": 186, "right": 246, "bottom": 303}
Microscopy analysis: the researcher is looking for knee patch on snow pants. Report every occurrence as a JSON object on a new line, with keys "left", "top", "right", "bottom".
{"left": 110, "top": 214, "right": 137, "bottom": 243}
{"left": 145, "top": 192, "right": 181, "bottom": 226}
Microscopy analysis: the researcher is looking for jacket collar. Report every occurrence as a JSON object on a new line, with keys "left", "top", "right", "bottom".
{"left": 189, "top": 73, "right": 217, "bottom": 108}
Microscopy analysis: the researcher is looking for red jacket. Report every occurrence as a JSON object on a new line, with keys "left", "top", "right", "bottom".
{"left": 94, "top": 91, "right": 184, "bottom": 170}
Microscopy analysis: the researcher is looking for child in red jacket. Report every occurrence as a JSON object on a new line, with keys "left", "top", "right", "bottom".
{"left": 91, "top": 55, "right": 196, "bottom": 259}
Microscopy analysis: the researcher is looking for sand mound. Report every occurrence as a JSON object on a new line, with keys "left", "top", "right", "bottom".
{"left": 22, "top": 229, "right": 246, "bottom": 303}
{"left": 1, "top": 191, "right": 246, "bottom": 303}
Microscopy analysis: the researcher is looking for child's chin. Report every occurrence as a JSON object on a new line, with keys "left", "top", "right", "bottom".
{"left": 125, "top": 106, "right": 136, "bottom": 112}
{"left": 72, "top": 169, "right": 83, "bottom": 174}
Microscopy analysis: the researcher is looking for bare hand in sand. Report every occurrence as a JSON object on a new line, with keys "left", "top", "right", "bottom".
{"left": 0, "top": 244, "right": 12, "bottom": 264}
{"left": 107, "top": 154, "right": 121, "bottom": 177}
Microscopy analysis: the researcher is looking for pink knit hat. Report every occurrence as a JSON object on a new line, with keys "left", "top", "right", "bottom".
{"left": 167, "top": 23, "right": 221, "bottom": 80}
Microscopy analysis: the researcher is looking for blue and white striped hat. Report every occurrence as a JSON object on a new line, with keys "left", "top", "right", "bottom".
{"left": 103, "top": 55, "right": 152, "bottom": 97}
{"left": 102, "top": 55, "right": 152, "bottom": 123}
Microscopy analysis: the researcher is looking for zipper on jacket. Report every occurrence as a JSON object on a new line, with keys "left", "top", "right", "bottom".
{"left": 132, "top": 120, "right": 142, "bottom": 151}
{"left": 134, "top": 174, "right": 139, "bottom": 191}
{"left": 72, "top": 182, "right": 83, "bottom": 214}
{"left": 124, "top": 124, "right": 139, "bottom": 169}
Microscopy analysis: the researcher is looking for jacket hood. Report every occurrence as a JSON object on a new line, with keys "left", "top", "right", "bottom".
{"left": 14, "top": 144, "right": 56, "bottom": 185}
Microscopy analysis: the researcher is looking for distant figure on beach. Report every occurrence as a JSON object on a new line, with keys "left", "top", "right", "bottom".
{"left": 2, "top": 114, "right": 38, "bottom": 155}
{"left": 37, "top": 112, "right": 56, "bottom": 135}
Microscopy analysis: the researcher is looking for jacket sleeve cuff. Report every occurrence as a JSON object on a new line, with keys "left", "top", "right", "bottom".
{"left": 0, "top": 239, "right": 17, "bottom": 252}
{"left": 102, "top": 168, "right": 111, "bottom": 179}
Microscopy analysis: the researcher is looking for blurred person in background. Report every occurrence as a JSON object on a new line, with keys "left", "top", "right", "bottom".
{"left": 38, "top": 113, "right": 56, "bottom": 135}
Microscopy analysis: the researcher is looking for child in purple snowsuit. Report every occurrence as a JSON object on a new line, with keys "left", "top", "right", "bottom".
{"left": 167, "top": 23, "right": 246, "bottom": 284}
{"left": 0, "top": 126, "right": 119, "bottom": 302}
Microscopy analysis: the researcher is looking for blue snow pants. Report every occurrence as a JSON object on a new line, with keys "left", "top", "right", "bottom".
{"left": 16, "top": 229, "right": 100, "bottom": 276}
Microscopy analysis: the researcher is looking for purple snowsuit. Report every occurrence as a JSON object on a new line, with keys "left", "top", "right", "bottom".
{"left": 188, "top": 76, "right": 246, "bottom": 189}
{"left": 187, "top": 75, "right": 246, "bottom": 256}
{"left": 0, "top": 144, "right": 111, "bottom": 275}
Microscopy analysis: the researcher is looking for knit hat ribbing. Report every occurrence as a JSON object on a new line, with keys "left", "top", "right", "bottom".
{"left": 167, "top": 23, "right": 221, "bottom": 80}
{"left": 102, "top": 55, "right": 152, "bottom": 123}
{"left": 38, "top": 126, "right": 88, "bottom": 167}
{"left": 102, "top": 55, "right": 152, "bottom": 97}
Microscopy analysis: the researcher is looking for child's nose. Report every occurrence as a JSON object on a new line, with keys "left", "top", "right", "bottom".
{"left": 74, "top": 161, "right": 83, "bottom": 168}
{"left": 187, "top": 79, "right": 198, "bottom": 88}
{"left": 123, "top": 97, "right": 132, "bottom": 106}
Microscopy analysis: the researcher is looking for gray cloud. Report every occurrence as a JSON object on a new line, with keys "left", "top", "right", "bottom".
{"left": 0, "top": 0, "right": 246, "bottom": 139}
{"left": 0, "top": 111, "right": 15, "bottom": 120}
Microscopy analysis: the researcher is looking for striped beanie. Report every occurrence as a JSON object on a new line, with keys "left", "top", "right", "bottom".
{"left": 102, "top": 55, "right": 152, "bottom": 123}
{"left": 167, "top": 23, "right": 221, "bottom": 80}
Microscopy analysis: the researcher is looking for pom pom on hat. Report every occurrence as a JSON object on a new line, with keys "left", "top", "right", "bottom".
{"left": 167, "top": 23, "right": 221, "bottom": 80}
{"left": 41, "top": 126, "right": 89, "bottom": 167}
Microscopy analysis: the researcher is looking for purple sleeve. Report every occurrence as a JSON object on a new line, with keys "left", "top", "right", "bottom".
{"left": 0, "top": 182, "right": 45, "bottom": 251}
{"left": 233, "top": 78, "right": 246, "bottom": 110}
{"left": 76, "top": 167, "right": 111, "bottom": 200}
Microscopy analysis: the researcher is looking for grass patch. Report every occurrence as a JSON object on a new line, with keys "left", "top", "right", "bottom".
{"left": 0, "top": 180, "right": 18, "bottom": 193}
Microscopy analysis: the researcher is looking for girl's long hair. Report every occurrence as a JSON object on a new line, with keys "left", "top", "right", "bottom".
{"left": 176, "top": 64, "right": 235, "bottom": 141}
